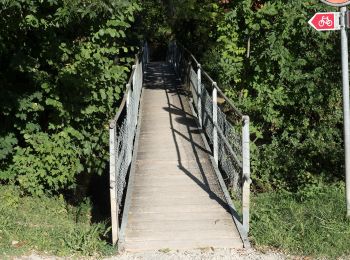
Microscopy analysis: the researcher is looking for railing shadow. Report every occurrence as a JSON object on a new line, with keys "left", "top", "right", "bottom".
{"left": 145, "top": 62, "right": 240, "bottom": 220}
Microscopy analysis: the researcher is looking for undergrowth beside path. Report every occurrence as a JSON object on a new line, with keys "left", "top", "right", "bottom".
{"left": 250, "top": 183, "right": 350, "bottom": 258}
{"left": 0, "top": 185, "right": 115, "bottom": 257}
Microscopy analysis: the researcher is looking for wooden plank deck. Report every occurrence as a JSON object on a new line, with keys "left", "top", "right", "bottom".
{"left": 123, "top": 62, "right": 243, "bottom": 252}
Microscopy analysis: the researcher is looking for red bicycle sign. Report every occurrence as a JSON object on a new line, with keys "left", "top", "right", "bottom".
{"left": 308, "top": 12, "right": 340, "bottom": 31}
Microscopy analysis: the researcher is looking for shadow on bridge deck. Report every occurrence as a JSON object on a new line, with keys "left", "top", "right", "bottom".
{"left": 121, "top": 62, "right": 243, "bottom": 252}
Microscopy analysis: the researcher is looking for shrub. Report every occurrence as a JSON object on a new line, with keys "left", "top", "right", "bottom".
{"left": 201, "top": 0, "right": 344, "bottom": 191}
{"left": 0, "top": 0, "right": 141, "bottom": 195}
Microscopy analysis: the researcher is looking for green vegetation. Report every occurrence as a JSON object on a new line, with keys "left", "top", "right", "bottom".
{"left": 200, "top": 1, "right": 343, "bottom": 192}
{"left": 164, "top": 0, "right": 350, "bottom": 257}
{"left": 0, "top": 0, "right": 142, "bottom": 256}
{"left": 251, "top": 184, "right": 350, "bottom": 258}
{"left": 1, "top": 0, "right": 349, "bottom": 257}
{"left": 0, "top": 185, "right": 114, "bottom": 257}
{"left": 165, "top": 0, "right": 344, "bottom": 189}
{"left": 0, "top": 0, "right": 140, "bottom": 195}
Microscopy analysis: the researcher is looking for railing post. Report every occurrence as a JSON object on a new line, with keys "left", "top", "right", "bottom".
{"left": 126, "top": 84, "right": 133, "bottom": 164}
{"left": 145, "top": 42, "right": 149, "bottom": 63}
{"left": 242, "top": 115, "right": 251, "bottom": 233}
{"left": 109, "top": 124, "right": 118, "bottom": 245}
{"left": 132, "top": 65, "right": 138, "bottom": 128}
{"left": 212, "top": 83, "right": 218, "bottom": 165}
{"left": 197, "top": 64, "right": 202, "bottom": 127}
{"left": 126, "top": 84, "right": 131, "bottom": 127}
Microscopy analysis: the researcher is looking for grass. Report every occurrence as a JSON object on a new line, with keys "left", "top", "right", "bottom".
{"left": 3, "top": 181, "right": 350, "bottom": 258}
{"left": 0, "top": 185, "right": 115, "bottom": 258}
{"left": 250, "top": 183, "right": 350, "bottom": 258}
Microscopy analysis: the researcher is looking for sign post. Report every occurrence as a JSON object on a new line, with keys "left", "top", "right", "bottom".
{"left": 340, "top": 6, "right": 350, "bottom": 218}
{"left": 310, "top": 0, "right": 350, "bottom": 217}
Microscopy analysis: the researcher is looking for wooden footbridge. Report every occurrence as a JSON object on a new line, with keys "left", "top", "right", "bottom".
{"left": 109, "top": 42, "right": 251, "bottom": 252}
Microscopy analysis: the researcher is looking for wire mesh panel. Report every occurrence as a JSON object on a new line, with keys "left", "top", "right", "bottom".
{"left": 189, "top": 67, "right": 198, "bottom": 107}
{"left": 217, "top": 108, "right": 243, "bottom": 197}
{"left": 115, "top": 118, "right": 129, "bottom": 205}
{"left": 201, "top": 86, "right": 214, "bottom": 144}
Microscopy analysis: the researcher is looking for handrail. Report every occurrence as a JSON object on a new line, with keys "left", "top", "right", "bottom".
{"left": 109, "top": 44, "right": 148, "bottom": 128}
{"left": 205, "top": 74, "right": 244, "bottom": 118}
{"left": 178, "top": 43, "right": 244, "bottom": 118}
{"left": 109, "top": 66, "right": 136, "bottom": 129}
{"left": 178, "top": 42, "right": 201, "bottom": 67}
{"left": 109, "top": 42, "right": 149, "bottom": 246}
{"left": 167, "top": 41, "right": 251, "bottom": 237}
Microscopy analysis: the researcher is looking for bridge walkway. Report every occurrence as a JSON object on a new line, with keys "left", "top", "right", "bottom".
{"left": 122, "top": 62, "right": 243, "bottom": 251}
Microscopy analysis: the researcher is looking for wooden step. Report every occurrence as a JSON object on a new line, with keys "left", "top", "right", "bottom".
{"left": 123, "top": 238, "right": 243, "bottom": 252}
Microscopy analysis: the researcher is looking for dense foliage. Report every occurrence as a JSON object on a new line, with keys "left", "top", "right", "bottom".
{"left": 0, "top": 0, "right": 346, "bottom": 210}
{"left": 167, "top": 0, "right": 345, "bottom": 193}
{"left": 0, "top": 0, "right": 349, "bottom": 257}
{"left": 0, "top": 0, "right": 140, "bottom": 195}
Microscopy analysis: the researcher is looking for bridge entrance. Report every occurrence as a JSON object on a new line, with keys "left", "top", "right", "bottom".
{"left": 109, "top": 42, "right": 251, "bottom": 251}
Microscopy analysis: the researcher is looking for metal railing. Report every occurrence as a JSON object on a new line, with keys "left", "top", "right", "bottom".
{"left": 109, "top": 42, "right": 149, "bottom": 245}
{"left": 167, "top": 41, "right": 251, "bottom": 234}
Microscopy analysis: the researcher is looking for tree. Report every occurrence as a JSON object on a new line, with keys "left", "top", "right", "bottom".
{"left": 0, "top": 0, "right": 140, "bottom": 195}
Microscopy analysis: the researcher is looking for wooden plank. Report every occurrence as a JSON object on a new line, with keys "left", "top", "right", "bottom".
{"left": 125, "top": 229, "right": 239, "bottom": 241}
{"left": 126, "top": 219, "right": 235, "bottom": 232}
{"left": 132, "top": 178, "right": 213, "bottom": 187}
{"left": 135, "top": 160, "right": 214, "bottom": 170}
{"left": 130, "top": 197, "right": 229, "bottom": 208}
{"left": 124, "top": 238, "right": 243, "bottom": 252}
{"left": 128, "top": 204, "right": 228, "bottom": 214}
{"left": 127, "top": 211, "right": 233, "bottom": 222}
{"left": 131, "top": 183, "right": 222, "bottom": 193}
{"left": 133, "top": 174, "right": 217, "bottom": 184}
{"left": 131, "top": 191, "right": 213, "bottom": 200}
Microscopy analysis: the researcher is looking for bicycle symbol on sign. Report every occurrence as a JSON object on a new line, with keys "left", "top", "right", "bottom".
{"left": 318, "top": 16, "right": 333, "bottom": 27}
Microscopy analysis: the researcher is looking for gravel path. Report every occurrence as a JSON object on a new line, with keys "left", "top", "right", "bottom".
{"left": 15, "top": 248, "right": 289, "bottom": 260}
{"left": 107, "top": 248, "right": 288, "bottom": 260}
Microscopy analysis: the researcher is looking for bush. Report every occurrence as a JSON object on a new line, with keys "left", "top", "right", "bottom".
{"left": 200, "top": 0, "right": 344, "bottom": 191}
{"left": 0, "top": 1, "right": 141, "bottom": 195}
{"left": 8, "top": 130, "right": 83, "bottom": 196}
